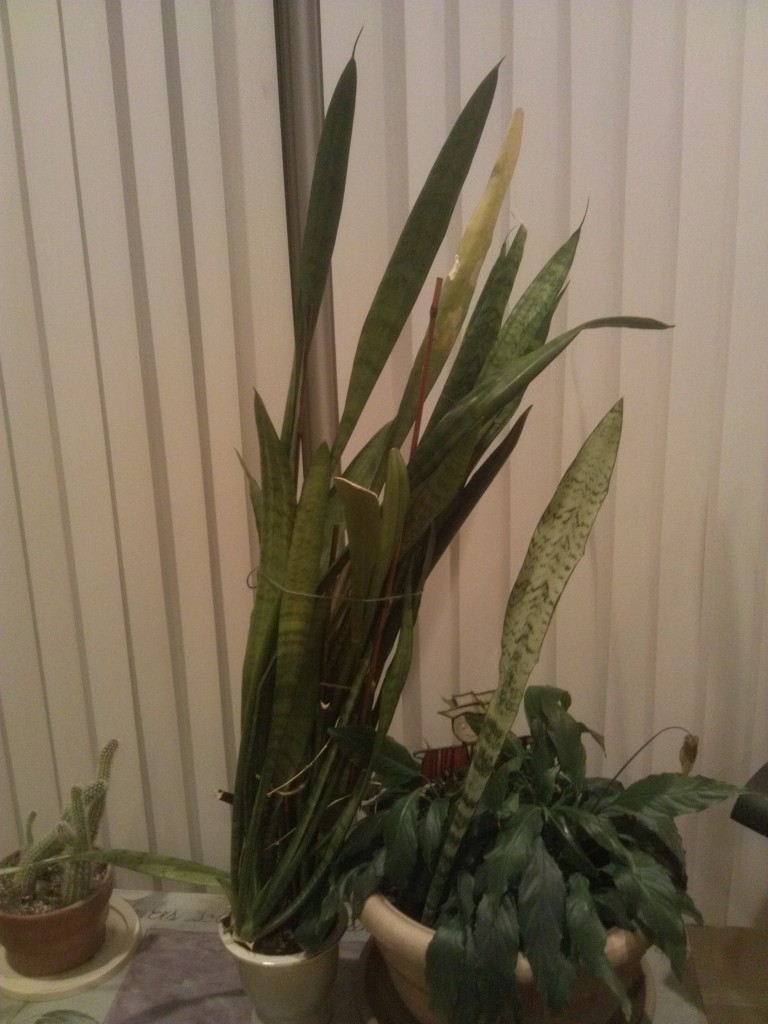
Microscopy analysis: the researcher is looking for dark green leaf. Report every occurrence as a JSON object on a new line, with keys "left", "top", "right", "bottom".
{"left": 474, "top": 893, "right": 519, "bottom": 1023}
{"left": 566, "top": 874, "right": 631, "bottom": 1020}
{"left": 330, "top": 726, "right": 422, "bottom": 787}
{"left": 613, "top": 773, "right": 739, "bottom": 817}
{"left": 427, "top": 910, "right": 480, "bottom": 1024}
{"left": 517, "top": 836, "right": 576, "bottom": 1011}
{"left": 77, "top": 848, "right": 228, "bottom": 889}
{"left": 419, "top": 795, "right": 451, "bottom": 868}
{"left": 481, "top": 806, "right": 543, "bottom": 901}
{"left": 32, "top": 1014, "right": 100, "bottom": 1024}
{"left": 332, "top": 65, "right": 500, "bottom": 463}
{"left": 612, "top": 851, "right": 687, "bottom": 976}
{"left": 384, "top": 790, "right": 421, "bottom": 886}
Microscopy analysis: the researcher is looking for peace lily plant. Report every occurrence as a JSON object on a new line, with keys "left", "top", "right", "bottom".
{"left": 25, "top": 54, "right": 669, "bottom": 959}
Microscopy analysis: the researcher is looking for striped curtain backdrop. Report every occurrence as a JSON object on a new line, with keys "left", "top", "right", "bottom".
{"left": 2, "top": 0, "right": 767, "bottom": 927}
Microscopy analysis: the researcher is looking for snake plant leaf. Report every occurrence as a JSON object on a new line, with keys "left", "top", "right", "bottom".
{"left": 282, "top": 55, "right": 356, "bottom": 452}
{"left": 240, "top": 391, "right": 295, "bottom": 723}
{"left": 389, "top": 109, "right": 524, "bottom": 449}
{"left": 610, "top": 773, "right": 740, "bottom": 817}
{"left": 422, "top": 401, "right": 624, "bottom": 924}
{"left": 431, "top": 408, "right": 531, "bottom": 569}
{"left": 76, "top": 847, "right": 229, "bottom": 889}
{"left": 335, "top": 475, "right": 381, "bottom": 643}
{"left": 250, "top": 596, "right": 416, "bottom": 941}
{"left": 236, "top": 450, "right": 262, "bottom": 538}
{"left": 271, "top": 444, "right": 333, "bottom": 787}
{"left": 400, "top": 430, "right": 479, "bottom": 555}
{"left": 331, "top": 65, "right": 500, "bottom": 464}
{"left": 31, "top": 1013, "right": 99, "bottom": 1024}
{"left": 410, "top": 317, "right": 665, "bottom": 489}
{"left": 565, "top": 873, "right": 631, "bottom": 1021}
{"left": 478, "top": 223, "right": 583, "bottom": 387}
{"left": 372, "top": 448, "right": 409, "bottom": 597}
{"left": 431, "top": 226, "right": 528, "bottom": 428}
{"left": 518, "top": 836, "right": 576, "bottom": 1011}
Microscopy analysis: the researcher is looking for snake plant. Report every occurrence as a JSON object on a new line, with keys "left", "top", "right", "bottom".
{"left": 49, "top": 55, "right": 667, "bottom": 951}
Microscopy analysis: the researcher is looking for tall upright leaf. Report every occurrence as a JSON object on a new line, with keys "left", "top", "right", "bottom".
{"left": 423, "top": 401, "right": 624, "bottom": 924}
{"left": 282, "top": 55, "right": 357, "bottom": 456}
{"left": 331, "top": 66, "right": 500, "bottom": 464}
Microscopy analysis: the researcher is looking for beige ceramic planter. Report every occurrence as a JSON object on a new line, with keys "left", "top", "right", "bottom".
{"left": 219, "top": 915, "right": 346, "bottom": 1024}
{"left": 0, "top": 865, "right": 113, "bottom": 977}
{"left": 361, "top": 893, "right": 651, "bottom": 1024}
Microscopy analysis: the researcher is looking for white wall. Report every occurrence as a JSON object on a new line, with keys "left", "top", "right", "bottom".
{"left": 2, "top": 0, "right": 767, "bottom": 926}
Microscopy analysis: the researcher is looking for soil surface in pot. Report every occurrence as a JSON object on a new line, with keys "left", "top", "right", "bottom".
{"left": 0, "top": 852, "right": 108, "bottom": 915}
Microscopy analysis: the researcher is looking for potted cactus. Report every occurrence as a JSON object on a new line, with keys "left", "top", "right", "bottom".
{"left": 0, "top": 740, "right": 118, "bottom": 977}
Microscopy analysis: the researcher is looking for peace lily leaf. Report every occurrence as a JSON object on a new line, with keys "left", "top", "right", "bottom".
{"left": 423, "top": 401, "right": 624, "bottom": 923}
{"left": 566, "top": 873, "right": 632, "bottom": 1021}
{"left": 517, "top": 836, "right": 576, "bottom": 1011}
{"left": 332, "top": 65, "right": 500, "bottom": 463}
{"left": 474, "top": 893, "right": 519, "bottom": 1024}
{"left": 613, "top": 773, "right": 739, "bottom": 817}
{"left": 330, "top": 725, "right": 422, "bottom": 787}
{"left": 384, "top": 790, "right": 421, "bottom": 886}
{"left": 612, "top": 850, "right": 688, "bottom": 977}
{"left": 426, "top": 912, "right": 471, "bottom": 1024}
{"left": 420, "top": 795, "right": 451, "bottom": 868}
{"left": 481, "top": 806, "right": 543, "bottom": 902}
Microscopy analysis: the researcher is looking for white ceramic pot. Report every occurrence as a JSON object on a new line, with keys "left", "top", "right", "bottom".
{"left": 360, "top": 893, "right": 651, "bottom": 1024}
{"left": 219, "top": 915, "right": 345, "bottom": 1024}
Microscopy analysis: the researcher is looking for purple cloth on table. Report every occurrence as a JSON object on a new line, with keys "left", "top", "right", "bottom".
{"left": 103, "top": 929, "right": 251, "bottom": 1023}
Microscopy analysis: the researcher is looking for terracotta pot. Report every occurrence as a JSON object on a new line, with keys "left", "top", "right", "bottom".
{"left": 219, "top": 914, "right": 346, "bottom": 1024}
{"left": 360, "top": 893, "right": 651, "bottom": 1024}
{"left": 0, "top": 865, "right": 113, "bottom": 976}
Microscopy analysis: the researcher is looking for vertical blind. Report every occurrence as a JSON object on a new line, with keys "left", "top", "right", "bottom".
{"left": 2, "top": 0, "right": 767, "bottom": 927}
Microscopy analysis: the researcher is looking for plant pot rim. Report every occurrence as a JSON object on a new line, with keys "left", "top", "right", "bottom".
{"left": 219, "top": 910, "right": 347, "bottom": 965}
{"left": 360, "top": 891, "right": 649, "bottom": 984}
{"left": 0, "top": 860, "right": 113, "bottom": 922}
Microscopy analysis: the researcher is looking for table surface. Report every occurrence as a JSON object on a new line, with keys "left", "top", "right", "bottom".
{"left": 0, "top": 890, "right": 714, "bottom": 1023}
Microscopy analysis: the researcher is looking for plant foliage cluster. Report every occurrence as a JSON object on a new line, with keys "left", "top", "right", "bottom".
{"left": 15, "top": 53, "right": 667, "bottom": 954}
{"left": 320, "top": 688, "right": 737, "bottom": 1024}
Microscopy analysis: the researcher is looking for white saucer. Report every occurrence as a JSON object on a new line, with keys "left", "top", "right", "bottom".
{"left": 0, "top": 896, "right": 141, "bottom": 1000}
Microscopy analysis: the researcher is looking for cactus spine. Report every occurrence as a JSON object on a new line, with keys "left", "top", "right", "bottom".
{"left": 14, "top": 739, "right": 118, "bottom": 907}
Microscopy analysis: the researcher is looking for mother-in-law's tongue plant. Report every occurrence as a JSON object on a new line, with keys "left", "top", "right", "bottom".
{"left": 72, "top": 53, "right": 668, "bottom": 952}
